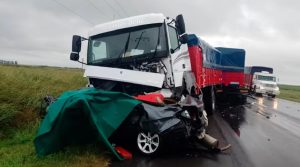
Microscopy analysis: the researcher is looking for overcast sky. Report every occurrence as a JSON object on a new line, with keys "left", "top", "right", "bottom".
{"left": 0, "top": 0, "right": 299, "bottom": 85}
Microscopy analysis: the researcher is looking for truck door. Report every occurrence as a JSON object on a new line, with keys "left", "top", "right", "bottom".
{"left": 167, "top": 25, "right": 189, "bottom": 87}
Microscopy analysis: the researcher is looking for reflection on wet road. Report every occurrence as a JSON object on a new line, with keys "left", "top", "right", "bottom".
{"left": 111, "top": 97, "right": 300, "bottom": 167}
{"left": 223, "top": 96, "right": 300, "bottom": 167}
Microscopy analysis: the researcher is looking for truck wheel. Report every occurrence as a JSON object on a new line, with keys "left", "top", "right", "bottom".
{"left": 253, "top": 86, "right": 262, "bottom": 97}
{"left": 204, "top": 86, "right": 216, "bottom": 115}
{"left": 137, "top": 131, "right": 161, "bottom": 156}
{"left": 270, "top": 95, "right": 276, "bottom": 98}
{"left": 256, "top": 93, "right": 263, "bottom": 97}
{"left": 253, "top": 85, "right": 257, "bottom": 94}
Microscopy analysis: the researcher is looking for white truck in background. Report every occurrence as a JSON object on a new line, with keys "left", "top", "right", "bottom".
{"left": 244, "top": 66, "right": 280, "bottom": 98}
{"left": 252, "top": 72, "right": 280, "bottom": 97}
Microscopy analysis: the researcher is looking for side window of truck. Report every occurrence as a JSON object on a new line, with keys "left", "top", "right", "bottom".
{"left": 168, "top": 26, "right": 179, "bottom": 51}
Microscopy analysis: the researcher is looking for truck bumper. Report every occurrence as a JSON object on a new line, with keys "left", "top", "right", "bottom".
{"left": 255, "top": 88, "right": 280, "bottom": 95}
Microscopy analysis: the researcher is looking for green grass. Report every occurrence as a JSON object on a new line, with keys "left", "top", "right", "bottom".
{"left": 0, "top": 65, "right": 111, "bottom": 167}
{"left": 278, "top": 84, "right": 300, "bottom": 103}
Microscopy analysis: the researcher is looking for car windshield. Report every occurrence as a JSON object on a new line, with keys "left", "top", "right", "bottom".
{"left": 257, "top": 75, "right": 276, "bottom": 81}
{"left": 88, "top": 24, "right": 167, "bottom": 65}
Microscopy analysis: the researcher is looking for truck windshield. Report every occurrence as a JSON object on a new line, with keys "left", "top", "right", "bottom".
{"left": 257, "top": 75, "right": 276, "bottom": 81}
{"left": 88, "top": 24, "right": 167, "bottom": 65}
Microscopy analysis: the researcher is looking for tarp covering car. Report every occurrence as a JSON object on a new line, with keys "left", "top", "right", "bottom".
{"left": 34, "top": 88, "right": 141, "bottom": 160}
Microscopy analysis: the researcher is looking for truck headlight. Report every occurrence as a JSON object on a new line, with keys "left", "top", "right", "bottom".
{"left": 257, "top": 85, "right": 264, "bottom": 89}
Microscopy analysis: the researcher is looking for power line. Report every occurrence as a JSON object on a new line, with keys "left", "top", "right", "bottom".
{"left": 113, "top": 0, "right": 129, "bottom": 17}
{"left": 52, "top": 0, "right": 95, "bottom": 25}
{"left": 102, "top": 0, "right": 123, "bottom": 18}
{"left": 87, "top": 0, "right": 110, "bottom": 20}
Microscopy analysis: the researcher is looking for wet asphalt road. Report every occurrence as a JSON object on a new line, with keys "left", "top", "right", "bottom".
{"left": 111, "top": 96, "right": 300, "bottom": 167}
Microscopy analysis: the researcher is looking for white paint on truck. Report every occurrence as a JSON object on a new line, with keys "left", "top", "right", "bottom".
{"left": 86, "top": 13, "right": 191, "bottom": 88}
{"left": 88, "top": 13, "right": 165, "bottom": 37}
{"left": 84, "top": 65, "right": 165, "bottom": 88}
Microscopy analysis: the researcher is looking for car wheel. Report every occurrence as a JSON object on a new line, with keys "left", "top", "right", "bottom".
{"left": 137, "top": 131, "right": 161, "bottom": 155}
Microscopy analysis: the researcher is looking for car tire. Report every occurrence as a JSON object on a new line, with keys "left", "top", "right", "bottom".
{"left": 137, "top": 131, "right": 162, "bottom": 156}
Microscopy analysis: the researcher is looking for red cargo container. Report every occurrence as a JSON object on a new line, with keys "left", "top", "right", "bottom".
{"left": 187, "top": 34, "right": 247, "bottom": 113}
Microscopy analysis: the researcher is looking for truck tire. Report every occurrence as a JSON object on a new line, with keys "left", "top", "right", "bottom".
{"left": 204, "top": 86, "right": 216, "bottom": 115}
{"left": 253, "top": 85, "right": 263, "bottom": 97}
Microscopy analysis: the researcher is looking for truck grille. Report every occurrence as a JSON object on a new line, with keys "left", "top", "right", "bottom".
{"left": 264, "top": 84, "right": 276, "bottom": 88}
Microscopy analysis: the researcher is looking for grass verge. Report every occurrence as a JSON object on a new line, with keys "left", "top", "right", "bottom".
{"left": 278, "top": 84, "right": 300, "bottom": 103}
{"left": 0, "top": 122, "right": 110, "bottom": 167}
{"left": 0, "top": 65, "right": 111, "bottom": 167}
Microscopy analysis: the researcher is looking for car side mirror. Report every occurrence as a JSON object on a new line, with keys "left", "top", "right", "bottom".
{"left": 70, "top": 35, "right": 82, "bottom": 61}
{"left": 175, "top": 14, "right": 186, "bottom": 35}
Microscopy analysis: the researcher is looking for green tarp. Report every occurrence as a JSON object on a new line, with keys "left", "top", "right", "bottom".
{"left": 34, "top": 88, "right": 141, "bottom": 160}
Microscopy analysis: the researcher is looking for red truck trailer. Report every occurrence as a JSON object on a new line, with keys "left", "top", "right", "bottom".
{"left": 187, "top": 34, "right": 247, "bottom": 113}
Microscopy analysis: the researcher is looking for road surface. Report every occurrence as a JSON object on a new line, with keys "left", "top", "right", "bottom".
{"left": 111, "top": 96, "right": 300, "bottom": 167}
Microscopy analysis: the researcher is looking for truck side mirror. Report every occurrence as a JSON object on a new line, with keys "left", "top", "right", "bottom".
{"left": 175, "top": 14, "right": 186, "bottom": 35}
{"left": 72, "top": 35, "right": 82, "bottom": 53}
{"left": 70, "top": 35, "right": 82, "bottom": 61}
{"left": 179, "top": 33, "right": 188, "bottom": 44}
{"left": 70, "top": 53, "right": 79, "bottom": 61}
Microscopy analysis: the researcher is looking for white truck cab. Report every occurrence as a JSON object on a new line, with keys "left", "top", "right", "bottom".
{"left": 70, "top": 13, "right": 192, "bottom": 97}
{"left": 252, "top": 71, "right": 280, "bottom": 97}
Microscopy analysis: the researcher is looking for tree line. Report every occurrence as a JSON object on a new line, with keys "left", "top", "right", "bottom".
{"left": 0, "top": 60, "right": 18, "bottom": 65}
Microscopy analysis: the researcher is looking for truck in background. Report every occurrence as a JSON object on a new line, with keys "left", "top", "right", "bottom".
{"left": 244, "top": 66, "right": 280, "bottom": 98}
{"left": 69, "top": 13, "right": 247, "bottom": 115}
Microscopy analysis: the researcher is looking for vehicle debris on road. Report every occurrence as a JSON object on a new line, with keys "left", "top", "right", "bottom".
{"left": 35, "top": 88, "right": 230, "bottom": 160}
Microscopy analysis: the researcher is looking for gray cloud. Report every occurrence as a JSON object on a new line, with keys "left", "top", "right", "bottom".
{"left": 0, "top": 0, "right": 299, "bottom": 84}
